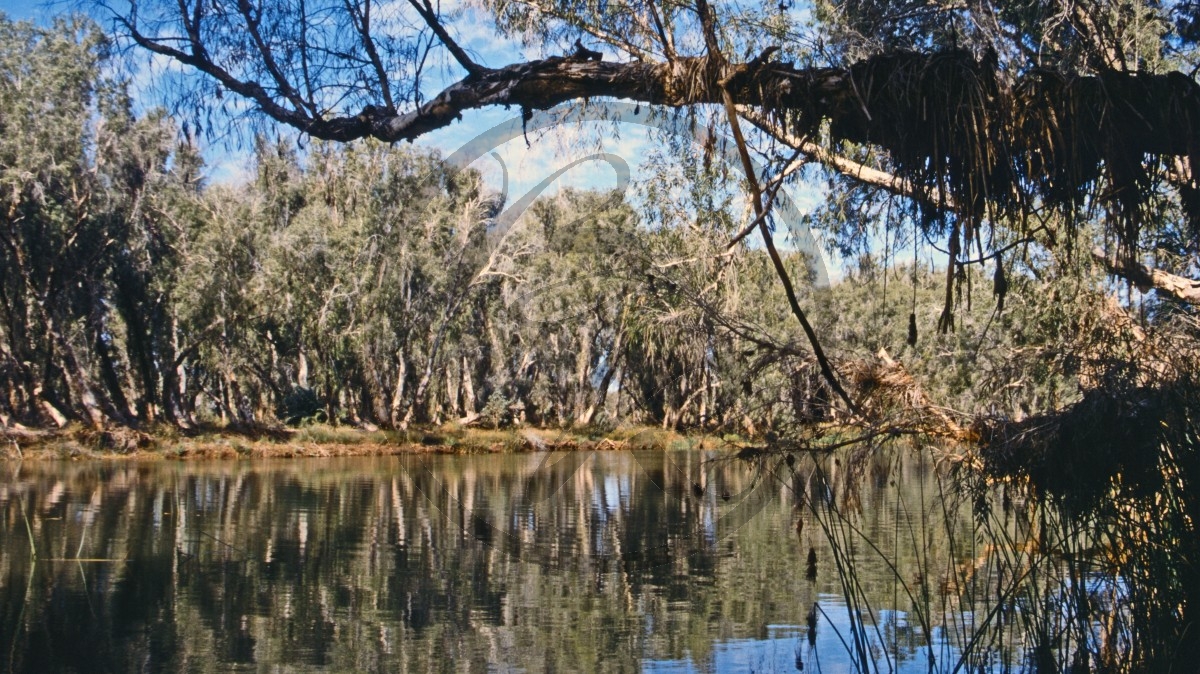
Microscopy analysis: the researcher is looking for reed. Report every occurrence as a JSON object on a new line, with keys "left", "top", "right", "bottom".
{"left": 776, "top": 427, "right": 1199, "bottom": 673}
{"left": 17, "top": 493, "right": 36, "bottom": 560}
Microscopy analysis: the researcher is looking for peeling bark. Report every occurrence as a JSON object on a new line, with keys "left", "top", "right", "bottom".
{"left": 1092, "top": 248, "right": 1200, "bottom": 305}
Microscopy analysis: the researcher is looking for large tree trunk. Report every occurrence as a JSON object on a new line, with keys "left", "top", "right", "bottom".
{"left": 460, "top": 354, "right": 478, "bottom": 419}
{"left": 34, "top": 383, "right": 69, "bottom": 427}
{"left": 323, "top": 352, "right": 337, "bottom": 424}
{"left": 218, "top": 325, "right": 251, "bottom": 425}
{"left": 297, "top": 346, "right": 309, "bottom": 389}
{"left": 43, "top": 308, "right": 105, "bottom": 428}
{"left": 112, "top": 266, "right": 161, "bottom": 424}
{"left": 401, "top": 338, "right": 438, "bottom": 428}
{"left": 59, "top": 346, "right": 106, "bottom": 427}
{"left": 576, "top": 327, "right": 624, "bottom": 427}
{"left": 402, "top": 308, "right": 461, "bottom": 426}
{"left": 0, "top": 340, "right": 22, "bottom": 425}
{"left": 158, "top": 317, "right": 182, "bottom": 425}
{"left": 357, "top": 343, "right": 391, "bottom": 426}
{"left": 389, "top": 353, "right": 407, "bottom": 428}
{"left": 444, "top": 359, "right": 460, "bottom": 418}
{"left": 572, "top": 324, "right": 595, "bottom": 423}
{"left": 91, "top": 318, "right": 135, "bottom": 425}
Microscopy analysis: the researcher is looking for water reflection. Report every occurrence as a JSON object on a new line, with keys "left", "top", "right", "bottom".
{"left": 1, "top": 449, "right": 999, "bottom": 672}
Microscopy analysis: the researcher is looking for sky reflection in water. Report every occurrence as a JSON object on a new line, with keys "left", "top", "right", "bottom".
{"left": 0, "top": 449, "right": 992, "bottom": 672}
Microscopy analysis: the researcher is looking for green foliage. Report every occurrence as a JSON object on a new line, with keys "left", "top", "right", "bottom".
{"left": 0, "top": 14, "right": 189, "bottom": 428}
{"left": 480, "top": 391, "right": 511, "bottom": 429}
{"left": 806, "top": 255, "right": 1100, "bottom": 416}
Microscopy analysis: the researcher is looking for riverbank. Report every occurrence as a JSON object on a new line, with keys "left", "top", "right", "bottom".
{"left": 1, "top": 422, "right": 732, "bottom": 461}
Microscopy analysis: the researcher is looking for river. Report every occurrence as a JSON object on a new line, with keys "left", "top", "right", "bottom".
{"left": 1, "top": 447, "right": 1059, "bottom": 672}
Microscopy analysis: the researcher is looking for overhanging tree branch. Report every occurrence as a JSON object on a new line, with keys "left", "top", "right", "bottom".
{"left": 115, "top": 3, "right": 1200, "bottom": 219}
{"left": 1092, "top": 248, "right": 1200, "bottom": 305}
{"left": 404, "top": 0, "right": 485, "bottom": 78}
{"left": 692, "top": 0, "right": 861, "bottom": 414}
{"left": 114, "top": 2, "right": 1200, "bottom": 270}
{"left": 738, "top": 107, "right": 958, "bottom": 211}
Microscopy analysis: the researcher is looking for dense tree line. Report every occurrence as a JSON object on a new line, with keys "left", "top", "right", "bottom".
{"left": 1, "top": 15, "right": 1095, "bottom": 434}
{"left": 0, "top": 15, "right": 706, "bottom": 431}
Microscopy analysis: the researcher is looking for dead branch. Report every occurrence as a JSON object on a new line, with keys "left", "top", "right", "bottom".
{"left": 1092, "top": 248, "right": 1200, "bottom": 305}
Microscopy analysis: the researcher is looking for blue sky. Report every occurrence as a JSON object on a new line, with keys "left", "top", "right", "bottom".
{"left": 0, "top": 0, "right": 52, "bottom": 21}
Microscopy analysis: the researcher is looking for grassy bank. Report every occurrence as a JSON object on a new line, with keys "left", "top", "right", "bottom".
{"left": 1, "top": 422, "right": 732, "bottom": 461}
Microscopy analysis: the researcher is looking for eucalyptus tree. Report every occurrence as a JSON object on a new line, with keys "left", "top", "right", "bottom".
{"left": 171, "top": 179, "right": 268, "bottom": 424}
{"left": 0, "top": 16, "right": 107, "bottom": 427}
{"left": 507, "top": 189, "right": 643, "bottom": 426}
{"left": 0, "top": 15, "right": 195, "bottom": 428}
{"left": 205, "top": 138, "right": 505, "bottom": 427}
{"left": 98, "top": 106, "right": 204, "bottom": 425}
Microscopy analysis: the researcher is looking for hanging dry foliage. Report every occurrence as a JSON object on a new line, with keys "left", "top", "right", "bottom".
{"left": 785, "top": 50, "right": 1200, "bottom": 328}
{"left": 800, "top": 50, "right": 1015, "bottom": 231}
{"left": 791, "top": 50, "right": 1200, "bottom": 252}
{"left": 1016, "top": 70, "right": 1200, "bottom": 254}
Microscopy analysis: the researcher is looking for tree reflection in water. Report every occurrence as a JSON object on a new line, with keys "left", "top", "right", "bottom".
{"left": 0, "top": 447, "right": 1125, "bottom": 672}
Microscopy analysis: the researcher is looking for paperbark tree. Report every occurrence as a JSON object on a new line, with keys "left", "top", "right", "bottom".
{"left": 105, "top": 0, "right": 1200, "bottom": 417}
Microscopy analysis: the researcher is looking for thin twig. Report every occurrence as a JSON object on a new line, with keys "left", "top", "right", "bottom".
{"left": 690, "top": 0, "right": 859, "bottom": 415}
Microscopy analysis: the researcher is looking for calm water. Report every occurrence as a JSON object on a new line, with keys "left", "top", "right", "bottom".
{"left": 0, "top": 448, "right": 1012, "bottom": 672}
